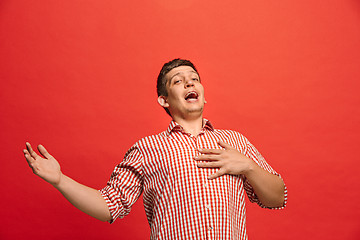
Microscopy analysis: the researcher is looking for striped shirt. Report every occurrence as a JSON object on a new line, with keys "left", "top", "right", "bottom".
{"left": 100, "top": 119, "right": 286, "bottom": 240}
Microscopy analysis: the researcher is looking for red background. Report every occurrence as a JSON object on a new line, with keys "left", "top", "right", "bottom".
{"left": 1, "top": 0, "right": 359, "bottom": 239}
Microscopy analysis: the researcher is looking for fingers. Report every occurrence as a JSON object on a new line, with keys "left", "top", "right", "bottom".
{"left": 26, "top": 142, "right": 40, "bottom": 159}
{"left": 196, "top": 160, "right": 225, "bottom": 180}
{"left": 208, "top": 168, "right": 226, "bottom": 180}
{"left": 38, "top": 144, "right": 51, "bottom": 159}
{"left": 197, "top": 141, "right": 233, "bottom": 155}
{"left": 196, "top": 141, "right": 239, "bottom": 180}
{"left": 195, "top": 154, "right": 219, "bottom": 161}
{"left": 198, "top": 148, "right": 223, "bottom": 155}
{"left": 218, "top": 140, "right": 233, "bottom": 150}
{"left": 23, "top": 148, "right": 35, "bottom": 164}
{"left": 197, "top": 161, "right": 221, "bottom": 168}
{"left": 25, "top": 142, "right": 33, "bottom": 154}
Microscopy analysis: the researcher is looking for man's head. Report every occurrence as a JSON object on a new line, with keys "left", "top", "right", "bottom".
{"left": 157, "top": 58, "right": 199, "bottom": 97}
{"left": 157, "top": 59, "right": 205, "bottom": 119}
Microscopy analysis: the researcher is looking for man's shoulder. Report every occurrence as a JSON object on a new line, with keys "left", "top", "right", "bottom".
{"left": 132, "top": 130, "right": 168, "bottom": 146}
{"left": 123, "top": 131, "right": 168, "bottom": 157}
{"left": 213, "top": 128, "right": 243, "bottom": 136}
{"left": 212, "top": 128, "right": 249, "bottom": 142}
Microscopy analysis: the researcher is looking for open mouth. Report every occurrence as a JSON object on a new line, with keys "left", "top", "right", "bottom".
{"left": 185, "top": 91, "right": 199, "bottom": 101}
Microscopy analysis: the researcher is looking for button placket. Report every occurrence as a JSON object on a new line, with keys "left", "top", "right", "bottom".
{"left": 196, "top": 133, "right": 214, "bottom": 238}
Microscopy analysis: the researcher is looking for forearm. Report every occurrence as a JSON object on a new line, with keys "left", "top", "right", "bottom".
{"left": 53, "top": 174, "right": 111, "bottom": 222}
{"left": 245, "top": 162, "right": 285, "bottom": 208}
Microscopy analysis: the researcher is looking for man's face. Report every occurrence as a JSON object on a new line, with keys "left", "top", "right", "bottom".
{"left": 158, "top": 66, "right": 205, "bottom": 119}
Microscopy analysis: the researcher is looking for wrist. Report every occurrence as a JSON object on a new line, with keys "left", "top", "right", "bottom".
{"left": 52, "top": 172, "right": 65, "bottom": 189}
{"left": 243, "top": 158, "right": 257, "bottom": 177}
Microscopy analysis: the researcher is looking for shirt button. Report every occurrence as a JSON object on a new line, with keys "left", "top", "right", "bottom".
{"left": 205, "top": 204, "right": 210, "bottom": 209}
{"left": 208, "top": 226, "right": 213, "bottom": 231}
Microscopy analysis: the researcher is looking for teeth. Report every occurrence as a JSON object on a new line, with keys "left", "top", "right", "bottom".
{"left": 185, "top": 91, "right": 198, "bottom": 100}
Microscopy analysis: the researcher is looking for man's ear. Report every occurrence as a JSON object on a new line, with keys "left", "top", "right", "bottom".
{"left": 158, "top": 95, "right": 169, "bottom": 108}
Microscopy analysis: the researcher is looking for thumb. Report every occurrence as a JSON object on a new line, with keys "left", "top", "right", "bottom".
{"left": 37, "top": 144, "right": 52, "bottom": 159}
{"left": 218, "top": 140, "right": 233, "bottom": 150}
{"left": 208, "top": 168, "right": 226, "bottom": 180}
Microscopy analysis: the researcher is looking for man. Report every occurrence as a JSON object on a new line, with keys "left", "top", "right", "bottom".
{"left": 24, "top": 59, "right": 286, "bottom": 239}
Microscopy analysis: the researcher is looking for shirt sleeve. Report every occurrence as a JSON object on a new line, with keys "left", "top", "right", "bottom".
{"left": 99, "top": 144, "right": 144, "bottom": 223}
{"left": 241, "top": 135, "right": 287, "bottom": 209}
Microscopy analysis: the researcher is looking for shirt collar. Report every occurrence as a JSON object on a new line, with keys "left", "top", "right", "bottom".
{"left": 166, "top": 118, "right": 214, "bottom": 136}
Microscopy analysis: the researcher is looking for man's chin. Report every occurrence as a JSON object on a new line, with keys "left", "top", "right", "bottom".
{"left": 186, "top": 107, "right": 204, "bottom": 115}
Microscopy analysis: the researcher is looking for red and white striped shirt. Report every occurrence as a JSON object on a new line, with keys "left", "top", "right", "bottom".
{"left": 100, "top": 119, "right": 286, "bottom": 240}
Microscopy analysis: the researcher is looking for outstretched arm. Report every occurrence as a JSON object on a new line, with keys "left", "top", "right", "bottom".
{"left": 23, "top": 142, "right": 112, "bottom": 222}
{"left": 195, "top": 141, "right": 285, "bottom": 208}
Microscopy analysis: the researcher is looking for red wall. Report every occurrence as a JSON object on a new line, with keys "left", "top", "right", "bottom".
{"left": 1, "top": 0, "right": 359, "bottom": 239}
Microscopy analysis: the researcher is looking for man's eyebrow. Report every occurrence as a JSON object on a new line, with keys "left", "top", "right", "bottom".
{"left": 169, "top": 70, "right": 199, "bottom": 84}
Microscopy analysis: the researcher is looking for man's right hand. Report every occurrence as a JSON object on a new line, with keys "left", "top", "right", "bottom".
{"left": 23, "top": 142, "right": 111, "bottom": 221}
{"left": 23, "top": 142, "right": 62, "bottom": 186}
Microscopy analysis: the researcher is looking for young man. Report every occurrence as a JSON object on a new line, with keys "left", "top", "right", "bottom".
{"left": 24, "top": 59, "right": 286, "bottom": 239}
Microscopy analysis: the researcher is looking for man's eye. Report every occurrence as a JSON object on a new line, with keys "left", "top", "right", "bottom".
{"left": 174, "top": 80, "right": 181, "bottom": 84}
{"left": 192, "top": 78, "right": 199, "bottom": 81}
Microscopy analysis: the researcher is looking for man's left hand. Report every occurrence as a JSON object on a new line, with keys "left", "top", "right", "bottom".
{"left": 195, "top": 141, "right": 254, "bottom": 180}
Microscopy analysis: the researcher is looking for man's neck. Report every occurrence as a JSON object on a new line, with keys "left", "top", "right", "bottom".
{"left": 172, "top": 115, "right": 203, "bottom": 137}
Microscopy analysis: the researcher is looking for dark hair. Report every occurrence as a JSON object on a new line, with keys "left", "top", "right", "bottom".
{"left": 156, "top": 59, "right": 199, "bottom": 116}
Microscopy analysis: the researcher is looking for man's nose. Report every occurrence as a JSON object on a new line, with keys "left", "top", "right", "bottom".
{"left": 185, "top": 78, "right": 195, "bottom": 88}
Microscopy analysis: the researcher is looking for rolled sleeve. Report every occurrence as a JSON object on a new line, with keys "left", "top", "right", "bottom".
{"left": 243, "top": 138, "right": 287, "bottom": 209}
{"left": 100, "top": 144, "right": 144, "bottom": 223}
